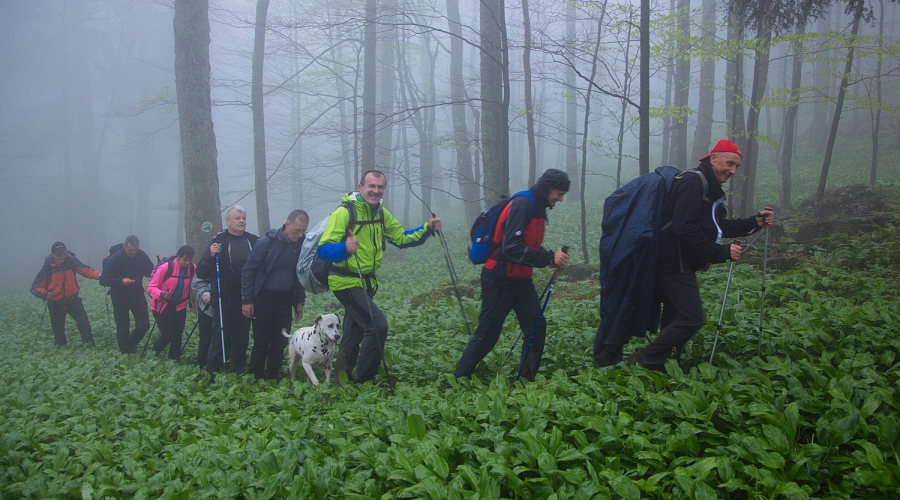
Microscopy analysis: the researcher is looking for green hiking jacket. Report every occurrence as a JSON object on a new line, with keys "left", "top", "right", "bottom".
{"left": 318, "top": 192, "right": 433, "bottom": 291}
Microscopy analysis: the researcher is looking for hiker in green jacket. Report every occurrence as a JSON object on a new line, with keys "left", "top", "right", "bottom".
{"left": 317, "top": 170, "right": 440, "bottom": 383}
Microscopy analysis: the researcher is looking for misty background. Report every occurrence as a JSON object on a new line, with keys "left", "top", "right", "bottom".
{"left": 2, "top": 0, "right": 899, "bottom": 288}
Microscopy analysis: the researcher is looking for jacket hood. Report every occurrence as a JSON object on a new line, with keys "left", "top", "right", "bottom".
{"left": 266, "top": 227, "right": 282, "bottom": 240}
{"left": 44, "top": 251, "right": 79, "bottom": 266}
{"left": 530, "top": 168, "right": 570, "bottom": 209}
{"left": 342, "top": 191, "right": 383, "bottom": 213}
{"left": 697, "top": 160, "right": 726, "bottom": 200}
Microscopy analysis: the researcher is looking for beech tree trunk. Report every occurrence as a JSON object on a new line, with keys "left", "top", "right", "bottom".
{"left": 251, "top": 0, "right": 270, "bottom": 231}
{"left": 480, "top": 0, "right": 508, "bottom": 203}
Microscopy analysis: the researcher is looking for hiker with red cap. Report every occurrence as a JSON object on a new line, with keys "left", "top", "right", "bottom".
{"left": 626, "top": 139, "right": 774, "bottom": 370}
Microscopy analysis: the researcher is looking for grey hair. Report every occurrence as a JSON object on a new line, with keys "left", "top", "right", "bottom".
{"left": 124, "top": 235, "right": 140, "bottom": 246}
{"left": 224, "top": 205, "right": 247, "bottom": 221}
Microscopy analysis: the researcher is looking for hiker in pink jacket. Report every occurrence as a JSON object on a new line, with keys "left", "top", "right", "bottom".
{"left": 147, "top": 245, "right": 196, "bottom": 359}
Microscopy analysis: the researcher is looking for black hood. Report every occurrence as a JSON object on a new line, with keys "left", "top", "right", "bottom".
{"left": 530, "top": 168, "right": 570, "bottom": 208}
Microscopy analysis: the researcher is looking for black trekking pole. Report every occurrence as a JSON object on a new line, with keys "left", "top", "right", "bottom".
{"left": 177, "top": 304, "right": 209, "bottom": 361}
{"left": 141, "top": 312, "right": 160, "bottom": 356}
{"left": 513, "top": 246, "right": 569, "bottom": 381}
{"left": 710, "top": 239, "right": 740, "bottom": 364}
{"left": 497, "top": 267, "right": 557, "bottom": 375}
{"left": 104, "top": 291, "right": 114, "bottom": 347}
{"left": 431, "top": 212, "right": 472, "bottom": 337}
{"left": 32, "top": 299, "right": 49, "bottom": 348}
{"left": 757, "top": 223, "right": 770, "bottom": 356}
{"left": 351, "top": 230, "right": 394, "bottom": 394}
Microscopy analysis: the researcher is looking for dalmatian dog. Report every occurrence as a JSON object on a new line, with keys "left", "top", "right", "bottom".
{"left": 281, "top": 313, "right": 341, "bottom": 385}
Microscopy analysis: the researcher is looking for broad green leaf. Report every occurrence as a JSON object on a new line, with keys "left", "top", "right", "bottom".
{"left": 609, "top": 475, "right": 641, "bottom": 500}
{"left": 407, "top": 413, "right": 426, "bottom": 440}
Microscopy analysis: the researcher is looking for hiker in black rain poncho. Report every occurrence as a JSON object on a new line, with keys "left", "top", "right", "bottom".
{"left": 594, "top": 140, "right": 775, "bottom": 370}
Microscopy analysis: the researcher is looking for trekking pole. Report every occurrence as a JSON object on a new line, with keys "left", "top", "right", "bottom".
{"left": 215, "top": 254, "right": 227, "bottom": 365}
{"left": 32, "top": 299, "right": 49, "bottom": 348}
{"left": 104, "top": 291, "right": 114, "bottom": 347}
{"left": 757, "top": 215, "right": 771, "bottom": 355}
{"left": 431, "top": 212, "right": 472, "bottom": 337}
{"left": 351, "top": 229, "right": 394, "bottom": 394}
{"left": 515, "top": 245, "right": 569, "bottom": 381}
{"left": 498, "top": 268, "right": 556, "bottom": 375}
{"left": 177, "top": 304, "right": 209, "bottom": 361}
{"left": 710, "top": 239, "right": 741, "bottom": 364}
{"left": 141, "top": 313, "right": 160, "bottom": 356}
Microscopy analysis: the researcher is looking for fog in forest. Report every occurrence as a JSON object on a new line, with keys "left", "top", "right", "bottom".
{"left": 2, "top": 0, "right": 899, "bottom": 288}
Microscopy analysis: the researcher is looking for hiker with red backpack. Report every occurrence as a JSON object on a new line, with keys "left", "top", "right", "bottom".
{"left": 454, "top": 168, "right": 570, "bottom": 381}
{"left": 100, "top": 235, "right": 154, "bottom": 353}
{"left": 147, "top": 245, "right": 196, "bottom": 359}
{"left": 593, "top": 139, "right": 775, "bottom": 370}
{"left": 30, "top": 241, "right": 101, "bottom": 346}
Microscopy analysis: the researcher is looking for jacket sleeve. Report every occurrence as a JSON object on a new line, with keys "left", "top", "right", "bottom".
{"left": 318, "top": 206, "right": 353, "bottom": 263}
{"left": 241, "top": 236, "right": 268, "bottom": 304}
{"left": 192, "top": 276, "right": 211, "bottom": 303}
{"left": 499, "top": 197, "right": 554, "bottom": 268}
{"left": 30, "top": 264, "right": 50, "bottom": 299}
{"left": 383, "top": 208, "right": 432, "bottom": 249}
{"left": 146, "top": 261, "right": 167, "bottom": 302}
{"left": 72, "top": 258, "right": 100, "bottom": 280}
{"left": 718, "top": 206, "right": 761, "bottom": 239}
{"left": 141, "top": 252, "right": 154, "bottom": 278}
{"left": 670, "top": 176, "right": 731, "bottom": 265}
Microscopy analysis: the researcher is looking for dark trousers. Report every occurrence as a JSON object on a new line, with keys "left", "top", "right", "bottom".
{"left": 248, "top": 290, "right": 293, "bottom": 380}
{"left": 333, "top": 287, "right": 388, "bottom": 383}
{"left": 206, "top": 306, "right": 252, "bottom": 375}
{"left": 111, "top": 291, "right": 150, "bottom": 354}
{"left": 454, "top": 278, "right": 543, "bottom": 381}
{"left": 48, "top": 297, "right": 93, "bottom": 345}
{"left": 152, "top": 306, "right": 187, "bottom": 359}
{"left": 633, "top": 272, "right": 705, "bottom": 366}
{"left": 196, "top": 313, "right": 213, "bottom": 367}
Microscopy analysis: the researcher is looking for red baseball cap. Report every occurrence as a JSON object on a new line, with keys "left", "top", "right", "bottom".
{"left": 700, "top": 139, "right": 743, "bottom": 161}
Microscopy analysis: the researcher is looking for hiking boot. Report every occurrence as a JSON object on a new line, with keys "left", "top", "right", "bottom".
{"left": 626, "top": 352, "right": 666, "bottom": 372}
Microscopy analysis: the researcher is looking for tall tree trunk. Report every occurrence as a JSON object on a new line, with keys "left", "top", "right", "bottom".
{"left": 522, "top": 0, "right": 537, "bottom": 186}
{"left": 174, "top": 0, "right": 222, "bottom": 251}
{"left": 580, "top": 1, "right": 608, "bottom": 263}
{"left": 725, "top": 18, "right": 746, "bottom": 211}
{"left": 251, "top": 0, "right": 270, "bottom": 232}
{"left": 447, "top": 0, "right": 479, "bottom": 222}
{"left": 616, "top": 8, "right": 634, "bottom": 187}
{"left": 871, "top": 0, "right": 884, "bottom": 185}
{"left": 639, "top": 0, "right": 650, "bottom": 174}
{"left": 361, "top": 0, "right": 377, "bottom": 170}
{"left": 672, "top": 0, "right": 690, "bottom": 169}
{"left": 659, "top": 0, "right": 674, "bottom": 168}
{"left": 59, "top": 2, "right": 73, "bottom": 244}
{"left": 480, "top": 0, "right": 508, "bottom": 203}
{"left": 808, "top": 12, "right": 831, "bottom": 149}
{"left": 420, "top": 35, "right": 437, "bottom": 220}
{"left": 817, "top": 7, "right": 862, "bottom": 201}
{"left": 779, "top": 22, "right": 805, "bottom": 210}
{"left": 565, "top": 4, "right": 579, "bottom": 196}
{"left": 376, "top": 0, "right": 397, "bottom": 171}
{"left": 329, "top": 29, "right": 353, "bottom": 192}
{"left": 739, "top": 18, "right": 772, "bottom": 217}
{"left": 691, "top": 0, "right": 716, "bottom": 163}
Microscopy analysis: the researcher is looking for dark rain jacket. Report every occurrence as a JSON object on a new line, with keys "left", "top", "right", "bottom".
{"left": 240, "top": 226, "right": 306, "bottom": 307}
{"left": 195, "top": 230, "right": 259, "bottom": 308}
{"left": 99, "top": 249, "right": 153, "bottom": 296}
{"left": 657, "top": 160, "right": 761, "bottom": 274}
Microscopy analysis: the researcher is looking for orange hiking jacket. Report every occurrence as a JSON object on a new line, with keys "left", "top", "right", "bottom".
{"left": 31, "top": 252, "right": 100, "bottom": 302}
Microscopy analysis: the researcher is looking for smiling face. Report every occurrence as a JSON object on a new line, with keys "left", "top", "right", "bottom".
{"left": 176, "top": 255, "right": 193, "bottom": 268}
{"left": 358, "top": 172, "right": 386, "bottom": 207}
{"left": 709, "top": 151, "right": 742, "bottom": 186}
{"left": 51, "top": 251, "right": 67, "bottom": 265}
{"left": 547, "top": 188, "right": 567, "bottom": 208}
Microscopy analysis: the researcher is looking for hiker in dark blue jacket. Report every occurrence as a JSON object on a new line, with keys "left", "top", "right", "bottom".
{"left": 616, "top": 140, "right": 774, "bottom": 370}
{"left": 100, "top": 235, "right": 154, "bottom": 353}
{"left": 241, "top": 210, "right": 309, "bottom": 380}
{"left": 454, "top": 169, "right": 570, "bottom": 381}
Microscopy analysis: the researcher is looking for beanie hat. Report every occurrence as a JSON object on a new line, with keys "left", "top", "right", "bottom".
{"left": 51, "top": 241, "right": 67, "bottom": 254}
{"left": 700, "top": 139, "right": 743, "bottom": 162}
{"left": 535, "top": 168, "right": 571, "bottom": 192}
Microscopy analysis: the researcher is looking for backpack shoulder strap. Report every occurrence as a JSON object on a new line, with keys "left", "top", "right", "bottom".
{"left": 675, "top": 169, "right": 709, "bottom": 202}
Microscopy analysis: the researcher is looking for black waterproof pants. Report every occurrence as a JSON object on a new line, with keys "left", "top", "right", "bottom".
{"left": 248, "top": 290, "right": 293, "bottom": 380}
{"left": 454, "top": 278, "right": 543, "bottom": 380}
{"left": 111, "top": 290, "right": 150, "bottom": 354}
{"left": 333, "top": 287, "right": 389, "bottom": 383}
{"left": 195, "top": 313, "right": 213, "bottom": 367}
{"left": 152, "top": 306, "right": 187, "bottom": 359}
{"left": 206, "top": 306, "right": 252, "bottom": 375}
{"left": 632, "top": 272, "right": 705, "bottom": 367}
{"left": 48, "top": 297, "right": 93, "bottom": 345}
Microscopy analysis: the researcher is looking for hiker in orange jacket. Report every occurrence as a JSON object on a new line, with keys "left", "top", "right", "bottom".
{"left": 30, "top": 241, "right": 101, "bottom": 346}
